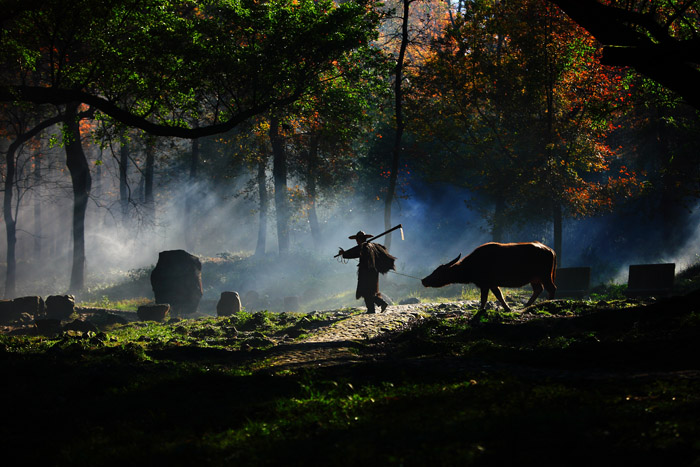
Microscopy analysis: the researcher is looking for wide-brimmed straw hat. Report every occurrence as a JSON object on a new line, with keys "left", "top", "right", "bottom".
{"left": 349, "top": 230, "right": 373, "bottom": 242}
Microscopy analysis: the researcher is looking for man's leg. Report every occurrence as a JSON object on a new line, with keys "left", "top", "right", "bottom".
{"left": 375, "top": 294, "right": 388, "bottom": 312}
{"left": 364, "top": 297, "right": 376, "bottom": 314}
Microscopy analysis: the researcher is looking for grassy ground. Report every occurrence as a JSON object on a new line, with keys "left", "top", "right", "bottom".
{"left": 2, "top": 286, "right": 699, "bottom": 466}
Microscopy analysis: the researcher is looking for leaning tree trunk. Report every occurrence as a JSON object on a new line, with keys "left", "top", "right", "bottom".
{"left": 385, "top": 0, "right": 411, "bottom": 252}
{"left": 3, "top": 114, "right": 63, "bottom": 298}
{"left": 269, "top": 116, "right": 290, "bottom": 254}
{"left": 255, "top": 149, "right": 269, "bottom": 256}
{"left": 64, "top": 103, "right": 92, "bottom": 293}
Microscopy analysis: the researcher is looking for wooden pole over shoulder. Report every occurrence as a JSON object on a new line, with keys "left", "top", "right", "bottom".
{"left": 334, "top": 224, "right": 403, "bottom": 257}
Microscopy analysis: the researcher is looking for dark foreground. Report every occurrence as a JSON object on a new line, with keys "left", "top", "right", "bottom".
{"left": 1, "top": 293, "right": 699, "bottom": 466}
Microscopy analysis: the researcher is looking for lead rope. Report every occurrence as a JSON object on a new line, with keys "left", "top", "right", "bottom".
{"left": 389, "top": 270, "right": 423, "bottom": 281}
{"left": 337, "top": 256, "right": 422, "bottom": 281}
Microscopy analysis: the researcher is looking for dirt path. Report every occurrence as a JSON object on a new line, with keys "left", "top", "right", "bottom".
{"left": 264, "top": 302, "right": 472, "bottom": 370}
{"left": 261, "top": 298, "right": 700, "bottom": 383}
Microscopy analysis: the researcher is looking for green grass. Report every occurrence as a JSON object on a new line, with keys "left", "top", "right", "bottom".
{"left": 80, "top": 296, "right": 153, "bottom": 311}
{"left": 2, "top": 280, "right": 700, "bottom": 465}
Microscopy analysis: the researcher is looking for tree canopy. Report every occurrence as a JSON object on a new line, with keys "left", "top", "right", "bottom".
{"left": 548, "top": 0, "right": 700, "bottom": 108}
{"left": 0, "top": 0, "right": 382, "bottom": 138}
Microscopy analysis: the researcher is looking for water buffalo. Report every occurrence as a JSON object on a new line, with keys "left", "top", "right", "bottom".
{"left": 422, "top": 242, "right": 557, "bottom": 314}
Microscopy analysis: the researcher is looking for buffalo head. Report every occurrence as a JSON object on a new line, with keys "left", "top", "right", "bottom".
{"left": 421, "top": 254, "right": 462, "bottom": 288}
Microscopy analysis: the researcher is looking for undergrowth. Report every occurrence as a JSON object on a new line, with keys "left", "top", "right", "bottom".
{"left": 2, "top": 274, "right": 699, "bottom": 465}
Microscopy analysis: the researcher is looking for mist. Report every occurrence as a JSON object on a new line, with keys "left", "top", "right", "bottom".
{"left": 2, "top": 132, "right": 700, "bottom": 308}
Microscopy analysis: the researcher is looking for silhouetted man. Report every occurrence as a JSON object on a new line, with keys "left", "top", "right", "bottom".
{"left": 338, "top": 230, "right": 396, "bottom": 314}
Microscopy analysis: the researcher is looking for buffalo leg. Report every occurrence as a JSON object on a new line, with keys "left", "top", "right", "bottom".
{"left": 525, "top": 282, "right": 544, "bottom": 307}
{"left": 470, "top": 288, "right": 490, "bottom": 323}
{"left": 479, "top": 287, "right": 490, "bottom": 310}
{"left": 490, "top": 287, "right": 511, "bottom": 312}
{"left": 544, "top": 279, "right": 556, "bottom": 299}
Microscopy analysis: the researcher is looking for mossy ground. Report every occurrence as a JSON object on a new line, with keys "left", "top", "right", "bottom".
{"left": 1, "top": 290, "right": 699, "bottom": 466}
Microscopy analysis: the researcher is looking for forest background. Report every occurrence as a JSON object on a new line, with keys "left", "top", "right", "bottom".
{"left": 1, "top": 0, "right": 699, "bottom": 307}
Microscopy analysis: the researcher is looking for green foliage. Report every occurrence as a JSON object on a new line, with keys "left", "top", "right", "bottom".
{"left": 1, "top": 0, "right": 383, "bottom": 137}
{"left": 589, "top": 282, "right": 628, "bottom": 301}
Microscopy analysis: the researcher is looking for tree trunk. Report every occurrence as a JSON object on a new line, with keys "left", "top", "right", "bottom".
{"left": 306, "top": 135, "right": 321, "bottom": 248}
{"left": 64, "top": 103, "right": 92, "bottom": 293}
{"left": 255, "top": 150, "right": 268, "bottom": 256}
{"left": 144, "top": 137, "right": 155, "bottom": 221}
{"left": 491, "top": 193, "right": 506, "bottom": 242}
{"left": 552, "top": 201, "right": 562, "bottom": 266}
{"left": 119, "top": 137, "right": 130, "bottom": 221}
{"left": 655, "top": 106, "right": 688, "bottom": 253}
{"left": 542, "top": 12, "right": 561, "bottom": 266}
{"left": 4, "top": 141, "right": 19, "bottom": 298}
{"left": 4, "top": 115, "right": 63, "bottom": 298}
{"left": 33, "top": 153, "right": 42, "bottom": 261}
{"left": 184, "top": 138, "right": 199, "bottom": 251}
{"left": 385, "top": 0, "right": 411, "bottom": 252}
{"left": 269, "top": 116, "right": 290, "bottom": 254}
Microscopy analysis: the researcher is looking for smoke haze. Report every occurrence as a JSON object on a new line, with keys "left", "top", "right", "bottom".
{"left": 2, "top": 134, "right": 699, "bottom": 308}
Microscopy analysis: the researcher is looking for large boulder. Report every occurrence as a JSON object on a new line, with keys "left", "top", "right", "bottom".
{"left": 216, "top": 291, "right": 241, "bottom": 316}
{"left": 45, "top": 295, "right": 75, "bottom": 320}
{"left": 0, "top": 296, "right": 45, "bottom": 324}
{"left": 150, "top": 250, "right": 203, "bottom": 316}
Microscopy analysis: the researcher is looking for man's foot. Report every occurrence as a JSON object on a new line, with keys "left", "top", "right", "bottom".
{"left": 380, "top": 302, "right": 388, "bottom": 312}
{"left": 366, "top": 308, "right": 376, "bottom": 314}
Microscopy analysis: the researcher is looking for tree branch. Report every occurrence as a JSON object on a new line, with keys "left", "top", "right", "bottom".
{"left": 0, "top": 85, "right": 300, "bottom": 139}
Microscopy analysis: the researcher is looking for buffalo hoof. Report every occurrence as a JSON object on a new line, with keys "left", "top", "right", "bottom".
{"left": 469, "top": 311, "right": 487, "bottom": 326}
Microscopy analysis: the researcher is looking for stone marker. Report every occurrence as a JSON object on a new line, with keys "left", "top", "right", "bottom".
{"left": 150, "top": 250, "right": 203, "bottom": 316}
{"left": 45, "top": 295, "right": 75, "bottom": 320}
{"left": 217, "top": 291, "right": 242, "bottom": 316}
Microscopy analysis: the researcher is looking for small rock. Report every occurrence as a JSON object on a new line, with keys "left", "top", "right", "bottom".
{"left": 399, "top": 297, "right": 421, "bottom": 305}
{"left": 35, "top": 318, "right": 63, "bottom": 336}
{"left": 45, "top": 295, "right": 75, "bottom": 320}
{"left": 244, "top": 336, "right": 275, "bottom": 348}
{"left": 88, "top": 311, "right": 128, "bottom": 327}
{"left": 137, "top": 304, "right": 170, "bottom": 322}
{"left": 64, "top": 319, "right": 99, "bottom": 334}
